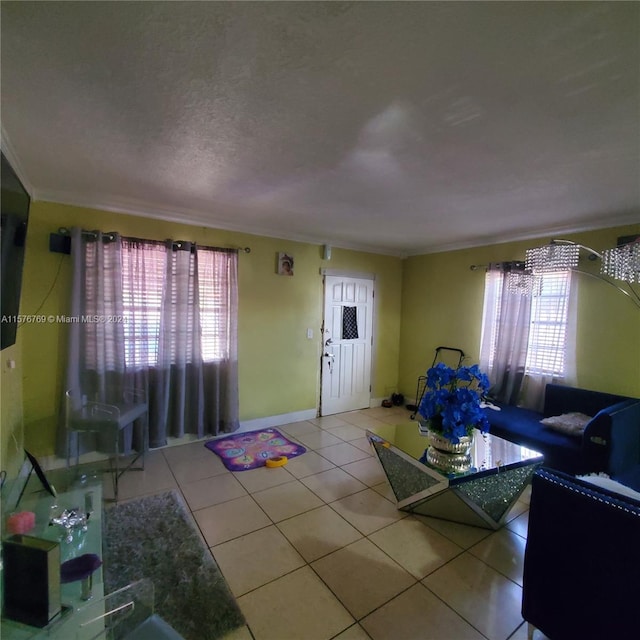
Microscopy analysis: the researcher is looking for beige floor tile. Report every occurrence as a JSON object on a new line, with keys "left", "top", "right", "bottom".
{"left": 413, "top": 514, "right": 491, "bottom": 549}
{"left": 219, "top": 625, "right": 253, "bottom": 640}
{"left": 301, "top": 468, "right": 367, "bottom": 503}
{"left": 330, "top": 488, "right": 406, "bottom": 535}
{"left": 361, "top": 407, "right": 412, "bottom": 425}
{"left": 359, "top": 406, "right": 398, "bottom": 421}
{"left": 341, "top": 457, "right": 386, "bottom": 487}
{"left": 310, "top": 415, "right": 352, "bottom": 429}
{"left": 162, "top": 439, "right": 212, "bottom": 465}
{"left": 371, "top": 481, "right": 396, "bottom": 503}
{"left": 338, "top": 411, "right": 376, "bottom": 426}
{"left": 519, "top": 483, "right": 532, "bottom": 505}
{"left": 423, "top": 552, "right": 523, "bottom": 640}
{"left": 361, "top": 583, "right": 485, "bottom": 640}
{"left": 506, "top": 509, "right": 530, "bottom": 540}
{"left": 311, "top": 538, "right": 415, "bottom": 619}
{"left": 238, "top": 566, "right": 354, "bottom": 640}
{"left": 369, "top": 517, "right": 463, "bottom": 579}
{"left": 232, "top": 465, "right": 295, "bottom": 493}
{"left": 278, "top": 420, "right": 322, "bottom": 437}
{"left": 350, "top": 437, "right": 374, "bottom": 455}
{"left": 277, "top": 505, "right": 362, "bottom": 562}
{"left": 506, "top": 500, "right": 529, "bottom": 523}
{"left": 181, "top": 473, "right": 247, "bottom": 511}
{"left": 338, "top": 413, "right": 391, "bottom": 431}
{"left": 284, "top": 450, "right": 336, "bottom": 479}
{"left": 167, "top": 449, "right": 229, "bottom": 484}
{"left": 377, "top": 413, "right": 412, "bottom": 426}
{"left": 326, "top": 424, "right": 368, "bottom": 442}
{"left": 508, "top": 622, "right": 552, "bottom": 640}
{"left": 333, "top": 624, "right": 372, "bottom": 640}
{"left": 295, "top": 430, "right": 344, "bottom": 449}
{"left": 317, "top": 442, "right": 371, "bottom": 466}
{"left": 469, "top": 528, "right": 526, "bottom": 586}
{"left": 212, "top": 525, "right": 305, "bottom": 596}
{"left": 252, "top": 480, "right": 324, "bottom": 522}
{"left": 103, "top": 450, "right": 177, "bottom": 501}
{"left": 194, "top": 495, "right": 271, "bottom": 546}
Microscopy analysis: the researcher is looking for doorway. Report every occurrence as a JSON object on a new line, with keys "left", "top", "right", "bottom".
{"left": 320, "top": 274, "right": 374, "bottom": 416}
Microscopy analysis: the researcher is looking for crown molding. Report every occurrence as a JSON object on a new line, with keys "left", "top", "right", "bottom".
{"left": 405, "top": 213, "right": 640, "bottom": 257}
{"left": 33, "top": 188, "right": 406, "bottom": 257}
{"left": 27, "top": 187, "right": 640, "bottom": 260}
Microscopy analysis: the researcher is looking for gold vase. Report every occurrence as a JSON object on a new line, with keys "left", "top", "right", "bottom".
{"left": 425, "top": 428, "right": 473, "bottom": 473}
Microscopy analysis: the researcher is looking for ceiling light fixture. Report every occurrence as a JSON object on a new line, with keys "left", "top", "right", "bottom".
{"left": 601, "top": 238, "right": 640, "bottom": 284}
{"left": 524, "top": 239, "right": 640, "bottom": 308}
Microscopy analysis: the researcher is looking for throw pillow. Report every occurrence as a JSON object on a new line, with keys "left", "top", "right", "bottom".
{"left": 577, "top": 474, "right": 640, "bottom": 502}
{"left": 540, "top": 412, "right": 592, "bottom": 436}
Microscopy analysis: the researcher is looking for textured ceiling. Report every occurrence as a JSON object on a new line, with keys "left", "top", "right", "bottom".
{"left": 1, "top": 1, "right": 639, "bottom": 256}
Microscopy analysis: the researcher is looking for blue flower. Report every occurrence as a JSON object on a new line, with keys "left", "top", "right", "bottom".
{"left": 418, "top": 362, "right": 489, "bottom": 443}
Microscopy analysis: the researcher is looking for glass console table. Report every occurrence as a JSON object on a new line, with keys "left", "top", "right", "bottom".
{"left": 1, "top": 467, "right": 105, "bottom": 639}
{"left": 367, "top": 422, "right": 543, "bottom": 529}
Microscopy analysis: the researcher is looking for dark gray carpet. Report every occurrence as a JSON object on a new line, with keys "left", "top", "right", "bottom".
{"left": 103, "top": 490, "right": 245, "bottom": 640}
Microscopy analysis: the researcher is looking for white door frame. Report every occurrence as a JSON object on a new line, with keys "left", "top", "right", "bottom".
{"left": 319, "top": 269, "right": 377, "bottom": 416}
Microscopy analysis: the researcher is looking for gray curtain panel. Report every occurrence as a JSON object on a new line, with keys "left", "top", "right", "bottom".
{"left": 58, "top": 228, "right": 239, "bottom": 458}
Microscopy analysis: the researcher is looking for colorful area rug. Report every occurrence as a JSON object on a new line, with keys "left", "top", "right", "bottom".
{"left": 205, "top": 428, "right": 306, "bottom": 471}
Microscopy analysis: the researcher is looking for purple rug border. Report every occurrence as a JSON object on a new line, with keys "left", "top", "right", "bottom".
{"left": 204, "top": 427, "right": 307, "bottom": 471}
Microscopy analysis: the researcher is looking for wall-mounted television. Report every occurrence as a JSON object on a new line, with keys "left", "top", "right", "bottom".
{"left": 1, "top": 152, "right": 31, "bottom": 350}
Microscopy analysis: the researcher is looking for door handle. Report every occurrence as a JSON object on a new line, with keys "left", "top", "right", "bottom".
{"left": 323, "top": 352, "right": 335, "bottom": 373}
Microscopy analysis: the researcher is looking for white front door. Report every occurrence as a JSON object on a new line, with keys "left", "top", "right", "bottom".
{"left": 320, "top": 275, "right": 374, "bottom": 416}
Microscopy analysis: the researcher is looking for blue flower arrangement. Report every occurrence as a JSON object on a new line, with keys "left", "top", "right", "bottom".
{"left": 418, "top": 362, "right": 490, "bottom": 443}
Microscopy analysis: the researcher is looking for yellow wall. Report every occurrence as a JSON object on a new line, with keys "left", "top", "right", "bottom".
{"left": 16, "top": 201, "right": 403, "bottom": 456}
{"left": 5, "top": 199, "right": 638, "bottom": 464}
{"left": 399, "top": 224, "right": 640, "bottom": 401}
{"left": 0, "top": 340, "right": 24, "bottom": 478}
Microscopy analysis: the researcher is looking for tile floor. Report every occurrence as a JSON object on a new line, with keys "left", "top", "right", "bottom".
{"left": 103, "top": 406, "right": 540, "bottom": 640}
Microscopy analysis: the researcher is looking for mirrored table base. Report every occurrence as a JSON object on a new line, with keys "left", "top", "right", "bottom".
{"left": 369, "top": 433, "right": 542, "bottom": 529}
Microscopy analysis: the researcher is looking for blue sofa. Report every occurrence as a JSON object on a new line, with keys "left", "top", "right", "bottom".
{"left": 484, "top": 384, "right": 640, "bottom": 483}
{"left": 522, "top": 467, "right": 640, "bottom": 640}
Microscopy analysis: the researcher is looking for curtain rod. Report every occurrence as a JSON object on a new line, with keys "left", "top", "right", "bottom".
{"left": 469, "top": 261, "right": 525, "bottom": 271}
{"left": 54, "top": 227, "right": 251, "bottom": 254}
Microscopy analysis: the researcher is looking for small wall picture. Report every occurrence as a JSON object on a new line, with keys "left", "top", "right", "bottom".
{"left": 278, "top": 253, "right": 294, "bottom": 276}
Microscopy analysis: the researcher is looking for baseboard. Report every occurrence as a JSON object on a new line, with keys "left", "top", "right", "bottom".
{"left": 370, "top": 397, "right": 386, "bottom": 408}
{"left": 40, "top": 409, "right": 329, "bottom": 467}
{"left": 238, "top": 408, "right": 317, "bottom": 433}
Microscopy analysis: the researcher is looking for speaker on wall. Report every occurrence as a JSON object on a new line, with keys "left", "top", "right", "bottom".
{"left": 2, "top": 535, "right": 62, "bottom": 627}
{"left": 323, "top": 245, "right": 332, "bottom": 261}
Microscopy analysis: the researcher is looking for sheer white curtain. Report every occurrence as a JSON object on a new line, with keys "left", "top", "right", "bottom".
{"left": 519, "top": 270, "right": 577, "bottom": 411}
{"left": 479, "top": 262, "right": 532, "bottom": 406}
{"left": 59, "top": 230, "right": 239, "bottom": 457}
{"left": 479, "top": 262, "right": 576, "bottom": 411}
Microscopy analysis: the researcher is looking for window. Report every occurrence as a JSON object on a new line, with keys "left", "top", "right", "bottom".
{"left": 121, "top": 240, "right": 166, "bottom": 368}
{"left": 481, "top": 268, "right": 571, "bottom": 378}
{"left": 198, "top": 248, "right": 237, "bottom": 363}
{"left": 525, "top": 272, "right": 571, "bottom": 376}
{"left": 84, "top": 238, "right": 236, "bottom": 370}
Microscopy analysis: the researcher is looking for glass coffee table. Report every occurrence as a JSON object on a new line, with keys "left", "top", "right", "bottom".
{"left": 366, "top": 422, "right": 543, "bottom": 529}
